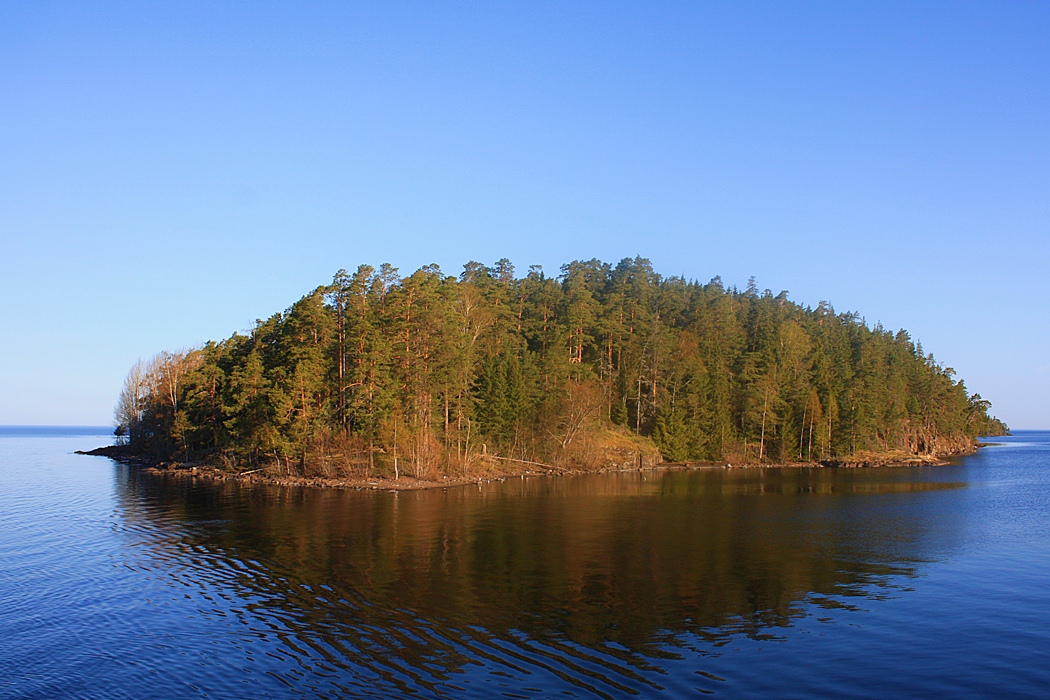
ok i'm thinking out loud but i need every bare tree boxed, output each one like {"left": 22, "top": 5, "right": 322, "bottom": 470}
{"left": 114, "top": 360, "right": 148, "bottom": 445}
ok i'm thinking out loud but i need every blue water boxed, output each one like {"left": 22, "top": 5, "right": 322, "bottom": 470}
{"left": 1, "top": 427, "right": 1048, "bottom": 698}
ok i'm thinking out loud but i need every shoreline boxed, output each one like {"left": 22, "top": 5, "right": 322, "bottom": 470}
{"left": 77, "top": 443, "right": 978, "bottom": 492}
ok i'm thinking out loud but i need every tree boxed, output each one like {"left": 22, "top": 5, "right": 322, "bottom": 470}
{"left": 115, "top": 359, "right": 149, "bottom": 446}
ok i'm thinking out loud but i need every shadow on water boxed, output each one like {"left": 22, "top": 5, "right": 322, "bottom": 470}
{"left": 111, "top": 465, "right": 966, "bottom": 697}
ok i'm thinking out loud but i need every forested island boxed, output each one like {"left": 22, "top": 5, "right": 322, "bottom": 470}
{"left": 106, "top": 258, "right": 1007, "bottom": 486}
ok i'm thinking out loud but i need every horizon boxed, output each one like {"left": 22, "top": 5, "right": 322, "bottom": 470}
{"left": 2, "top": 3, "right": 1048, "bottom": 429}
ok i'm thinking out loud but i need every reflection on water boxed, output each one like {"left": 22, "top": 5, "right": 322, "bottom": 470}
{"left": 110, "top": 466, "right": 965, "bottom": 697}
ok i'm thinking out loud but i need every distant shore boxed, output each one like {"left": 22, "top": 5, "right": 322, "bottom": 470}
{"left": 78, "top": 443, "right": 977, "bottom": 492}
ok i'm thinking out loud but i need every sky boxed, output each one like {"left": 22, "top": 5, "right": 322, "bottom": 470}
{"left": 1, "top": 1, "right": 1047, "bottom": 428}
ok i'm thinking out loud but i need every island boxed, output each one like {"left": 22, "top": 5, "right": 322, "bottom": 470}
{"left": 86, "top": 257, "right": 1007, "bottom": 489}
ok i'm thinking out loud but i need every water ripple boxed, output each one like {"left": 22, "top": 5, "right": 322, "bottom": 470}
{"left": 2, "top": 433, "right": 1050, "bottom": 697}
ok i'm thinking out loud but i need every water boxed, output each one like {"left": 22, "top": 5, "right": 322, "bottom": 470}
{"left": 1, "top": 427, "right": 1048, "bottom": 698}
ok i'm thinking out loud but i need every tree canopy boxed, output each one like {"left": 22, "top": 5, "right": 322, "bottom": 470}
{"left": 116, "top": 258, "right": 1007, "bottom": 477}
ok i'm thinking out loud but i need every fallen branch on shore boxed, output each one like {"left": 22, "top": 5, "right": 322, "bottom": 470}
{"left": 486, "top": 455, "right": 559, "bottom": 471}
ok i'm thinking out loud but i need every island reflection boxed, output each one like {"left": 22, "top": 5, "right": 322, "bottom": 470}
{"left": 112, "top": 466, "right": 964, "bottom": 696}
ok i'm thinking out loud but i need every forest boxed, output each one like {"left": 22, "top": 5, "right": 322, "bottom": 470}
{"left": 115, "top": 258, "right": 1007, "bottom": 479}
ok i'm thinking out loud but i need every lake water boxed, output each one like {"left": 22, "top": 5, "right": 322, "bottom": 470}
{"left": 1, "top": 427, "right": 1048, "bottom": 698}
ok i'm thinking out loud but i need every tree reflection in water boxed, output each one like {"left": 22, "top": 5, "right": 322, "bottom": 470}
{"left": 111, "top": 466, "right": 964, "bottom": 697}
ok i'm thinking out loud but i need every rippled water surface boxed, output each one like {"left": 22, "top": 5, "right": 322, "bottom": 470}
{"left": 2, "top": 428, "right": 1049, "bottom": 698}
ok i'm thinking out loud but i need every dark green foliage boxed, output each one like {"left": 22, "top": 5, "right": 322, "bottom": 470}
{"left": 116, "top": 258, "right": 1007, "bottom": 474}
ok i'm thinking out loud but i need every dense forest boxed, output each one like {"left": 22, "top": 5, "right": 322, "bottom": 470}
{"left": 115, "top": 258, "right": 1007, "bottom": 478}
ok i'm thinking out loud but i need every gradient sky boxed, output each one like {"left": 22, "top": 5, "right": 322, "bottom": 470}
{"left": 2, "top": 1, "right": 1048, "bottom": 428}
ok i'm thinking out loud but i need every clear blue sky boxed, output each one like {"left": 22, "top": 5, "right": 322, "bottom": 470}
{"left": 1, "top": 1, "right": 1047, "bottom": 428}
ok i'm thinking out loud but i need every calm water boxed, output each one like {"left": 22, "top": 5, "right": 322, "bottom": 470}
{"left": 1, "top": 428, "right": 1048, "bottom": 698}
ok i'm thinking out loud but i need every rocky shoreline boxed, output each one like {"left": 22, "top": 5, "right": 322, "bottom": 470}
{"left": 77, "top": 442, "right": 980, "bottom": 492}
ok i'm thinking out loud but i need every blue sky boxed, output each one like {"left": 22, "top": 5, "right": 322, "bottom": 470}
{"left": 1, "top": 1, "right": 1047, "bottom": 428}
